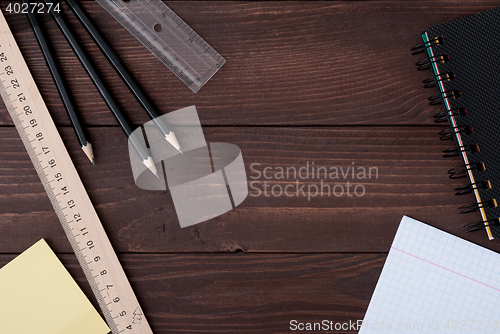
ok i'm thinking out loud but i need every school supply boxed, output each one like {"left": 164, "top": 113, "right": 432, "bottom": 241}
{"left": 65, "top": 0, "right": 181, "bottom": 153}
{"left": 96, "top": 0, "right": 225, "bottom": 93}
{"left": 0, "top": 239, "right": 109, "bottom": 334}
{"left": 128, "top": 105, "right": 248, "bottom": 227}
{"left": 412, "top": 7, "right": 500, "bottom": 239}
{"left": 0, "top": 9, "right": 152, "bottom": 333}
{"left": 23, "top": 0, "right": 94, "bottom": 164}
{"left": 46, "top": 0, "right": 158, "bottom": 176}
{"left": 359, "top": 216, "right": 500, "bottom": 333}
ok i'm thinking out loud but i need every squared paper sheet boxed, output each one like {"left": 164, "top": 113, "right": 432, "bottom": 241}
{"left": 359, "top": 216, "right": 500, "bottom": 333}
{"left": 0, "top": 239, "right": 109, "bottom": 334}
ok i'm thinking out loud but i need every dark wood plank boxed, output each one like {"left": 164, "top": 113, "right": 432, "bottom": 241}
{"left": 0, "top": 252, "right": 384, "bottom": 333}
{"left": 0, "top": 1, "right": 499, "bottom": 126}
{"left": 1, "top": 126, "right": 493, "bottom": 253}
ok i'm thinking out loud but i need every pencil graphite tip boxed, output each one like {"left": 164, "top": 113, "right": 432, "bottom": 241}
{"left": 164, "top": 132, "right": 182, "bottom": 154}
{"left": 81, "top": 142, "right": 95, "bottom": 165}
{"left": 142, "top": 156, "right": 159, "bottom": 178}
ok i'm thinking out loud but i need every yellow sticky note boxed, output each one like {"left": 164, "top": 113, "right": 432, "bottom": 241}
{"left": 0, "top": 239, "right": 110, "bottom": 334}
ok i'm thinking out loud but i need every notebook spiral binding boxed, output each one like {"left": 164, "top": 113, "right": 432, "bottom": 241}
{"left": 412, "top": 35, "right": 500, "bottom": 233}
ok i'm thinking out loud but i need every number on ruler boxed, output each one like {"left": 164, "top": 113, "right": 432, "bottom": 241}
{"left": 0, "top": 18, "right": 153, "bottom": 332}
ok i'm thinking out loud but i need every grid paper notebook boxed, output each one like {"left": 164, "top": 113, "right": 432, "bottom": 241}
{"left": 359, "top": 216, "right": 500, "bottom": 333}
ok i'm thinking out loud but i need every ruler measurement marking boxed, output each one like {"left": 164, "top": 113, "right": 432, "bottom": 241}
{"left": 0, "top": 10, "right": 152, "bottom": 332}
{"left": 97, "top": 0, "right": 225, "bottom": 93}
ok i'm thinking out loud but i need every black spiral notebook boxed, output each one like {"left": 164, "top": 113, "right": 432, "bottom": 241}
{"left": 412, "top": 7, "right": 500, "bottom": 240}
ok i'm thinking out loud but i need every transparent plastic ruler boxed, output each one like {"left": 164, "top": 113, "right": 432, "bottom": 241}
{"left": 0, "top": 9, "right": 152, "bottom": 334}
{"left": 97, "top": 0, "right": 225, "bottom": 93}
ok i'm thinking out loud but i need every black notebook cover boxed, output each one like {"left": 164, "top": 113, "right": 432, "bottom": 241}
{"left": 420, "top": 7, "right": 500, "bottom": 239}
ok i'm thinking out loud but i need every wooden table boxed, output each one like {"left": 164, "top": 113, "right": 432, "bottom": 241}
{"left": 1, "top": 1, "right": 500, "bottom": 333}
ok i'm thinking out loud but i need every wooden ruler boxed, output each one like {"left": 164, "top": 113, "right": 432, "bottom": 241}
{"left": 0, "top": 9, "right": 152, "bottom": 334}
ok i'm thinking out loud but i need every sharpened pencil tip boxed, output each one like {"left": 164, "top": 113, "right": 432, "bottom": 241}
{"left": 142, "top": 156, "right": 159, "bottom": 178}
{"left": 165, "top": 132, "right": 182, "bottom": 154}
{"left": 81, "top": 142, "right": 95, "bottom": 165}
{"left": 91, "top": 158, "right": 95, "bottom": 165}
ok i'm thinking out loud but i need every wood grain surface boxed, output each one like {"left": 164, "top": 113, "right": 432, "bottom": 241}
{"left": 0, "top": 1, "right": 498, "bottom": 126}
{"left": 0, "top": 126, "right": 493, "bottom": 253}
{"left": 1, "top": 1, "right": 499, "bottom": 333}
{"left": 0, "top": 252, "right": 384, "bottom": 333}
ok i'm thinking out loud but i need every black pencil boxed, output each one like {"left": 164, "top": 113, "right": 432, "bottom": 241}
{"left": 65, "top": 0, "right": 182, "bottom": 154}
{"left": 44, "top": 0, "right": 158, "bottom": 177}
{"left": 23, "top": 0, "right": 94, "bottom": 164}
